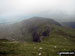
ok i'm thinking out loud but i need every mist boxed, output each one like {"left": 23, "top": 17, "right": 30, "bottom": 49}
{"left": 0, "top": 0, "right": 75, "bottom": 23}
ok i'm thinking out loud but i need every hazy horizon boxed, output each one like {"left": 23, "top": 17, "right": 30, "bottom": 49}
{"left": 0, "top": 0, "right": 75, "bottom": 23}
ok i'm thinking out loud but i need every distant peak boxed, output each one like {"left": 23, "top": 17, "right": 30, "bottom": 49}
{"left": 31, "top": 17, "right": 48, "bottom": 19}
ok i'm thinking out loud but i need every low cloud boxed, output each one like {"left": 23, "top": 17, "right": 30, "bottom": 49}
{"left": 0, "top": 0, "right": 75, "bottom": 23}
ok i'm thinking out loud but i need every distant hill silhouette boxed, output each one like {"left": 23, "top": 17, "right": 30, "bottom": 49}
{"left": 62, "top": 22, "right": 75, "bottom": 28}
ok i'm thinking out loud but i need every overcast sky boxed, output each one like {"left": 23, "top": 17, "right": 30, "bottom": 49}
{"left": 0, "top": 0, "right": 75, "bottom": 23}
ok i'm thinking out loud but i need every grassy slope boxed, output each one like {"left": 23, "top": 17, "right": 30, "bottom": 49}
{"left": 0, "top": 26, "right": 75, "bottom": 56}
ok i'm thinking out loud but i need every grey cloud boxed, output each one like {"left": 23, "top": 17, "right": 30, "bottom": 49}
{"left": 0, "top": 0, "right": 75, "bottom": 23}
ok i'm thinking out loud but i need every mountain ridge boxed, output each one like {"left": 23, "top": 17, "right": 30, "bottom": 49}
{"left": 0, "top": 17, "right": 61, "bottom": 42}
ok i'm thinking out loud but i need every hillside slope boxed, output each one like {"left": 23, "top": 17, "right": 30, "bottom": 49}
{"left": 0, "top": 17, "right": 75, "bottom": 56}
{"left": 0, "top": 25, "right": 75, "bottom": 56}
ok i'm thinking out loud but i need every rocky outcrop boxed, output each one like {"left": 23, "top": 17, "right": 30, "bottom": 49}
{"left": 32, "top": 25, "right": 51, "bottom": 42}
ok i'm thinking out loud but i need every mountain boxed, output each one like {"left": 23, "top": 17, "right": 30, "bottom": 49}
{"left": 0, "top": 17, "right": 75, "bottom": 56}
{"left": 0, "top": 17, "right": 61, "bottom": 42}
{"left": 62, "top": 22, "right": 75, "bottom": 28}
{"left": 0, "top": 17, "right": 75, "bottom": 43}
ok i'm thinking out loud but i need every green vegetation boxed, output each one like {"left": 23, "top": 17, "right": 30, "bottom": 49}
{"left": 0, "top": 26, "right": 75, "bottom": 56}
{"left": 0, "top": 42, "right": 75, "bottom": 56}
